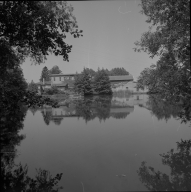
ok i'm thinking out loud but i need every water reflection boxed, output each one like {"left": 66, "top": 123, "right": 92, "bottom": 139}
{"left": 1, "top": 102, "right": 27, "bottom": 167}
{"left": 137, "top": 139, "right": 191, "bottom": 191}
{"left": 40, "top": 95, "right": 140, "bottom": 124}
{"left": 39, "top": 94, "right": 190, "bottom": 126}
{"left": 1, "top": 102, "right": 63, "bottom": 191}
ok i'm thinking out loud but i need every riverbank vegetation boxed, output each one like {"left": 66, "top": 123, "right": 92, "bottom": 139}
{"left": 134, "top": 0, "right": 190, "bottom": 122}
{"left": 135, "top": 0, "right": 190, "bottom": 98}
{"left": 74, "top": 68, "right": 112, "bottom": 95}
{"left": 1, "top": 1, "right": 83, "bottom": 190}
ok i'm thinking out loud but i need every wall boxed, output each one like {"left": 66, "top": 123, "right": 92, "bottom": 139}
{"left": 51, "top": 76, "right": 75, "bottom": 85}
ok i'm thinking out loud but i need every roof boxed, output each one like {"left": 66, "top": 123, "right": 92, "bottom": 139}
{"left": 49, "top": 73, "right": 77, "bottom": 77}
{"left": 109, "top": 75, "right": 133, "bottom": 81}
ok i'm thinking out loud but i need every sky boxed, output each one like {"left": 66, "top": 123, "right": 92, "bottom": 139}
{"left": 21, "top": 0, "right": 158, "bottom": 83}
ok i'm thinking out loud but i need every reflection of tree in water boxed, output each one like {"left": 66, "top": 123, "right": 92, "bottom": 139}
{"left": 41, "top": 109, "right": 52, "bottom": 125}
{"left": 177, "top": 95, "right": 191, "bottom": 125}
{"left": 52, "top": 118, "right": 63, "bottom": 125}
{"left": 75, "top": 95, "right": 112, "bottom": 123}
{"left": 137, "top": 139, "right": 191, "bottom": 191}
{"left": 110, "top": 112, "right": 129, "bottom": 119}
{"left": 75, "top": 96, "right": 96, "bottom": 123}
{"left": 1, "top": 102, "right": 28, "bottom": 166}
{"left": 147, "top": 94, "right": 191, "bottom": 125}
{"left": 147, "top": 94, "right": 181, "bottom": 121}
{"left": 93, "top": 95, "right": 112, "bottom": 122}
{"left": 29, "top": 107, "right": 38, "bottom": 116}
{"left": 1, "top": 102, "right": 63, "bottom": 191}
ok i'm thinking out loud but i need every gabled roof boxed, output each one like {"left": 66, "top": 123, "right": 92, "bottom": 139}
{"left": 109, "top": 75, "right": 133, "bottom": 81}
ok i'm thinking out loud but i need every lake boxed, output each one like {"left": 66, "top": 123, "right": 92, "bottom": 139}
{"left": 10, "top": 94, "right": 191, "bottom": 191}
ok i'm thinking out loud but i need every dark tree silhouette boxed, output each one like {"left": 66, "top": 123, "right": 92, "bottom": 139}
{"left": 137, "top": 139, "right": 191, "bottom": 191}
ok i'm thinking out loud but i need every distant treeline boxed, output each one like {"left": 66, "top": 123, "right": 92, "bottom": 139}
{"left": 81, "top": 67, "right": 129, "bottom": 77}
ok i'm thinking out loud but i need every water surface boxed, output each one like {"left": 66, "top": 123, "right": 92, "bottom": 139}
{"left": 14, "top": 94, "right": 191, "bottom": 191}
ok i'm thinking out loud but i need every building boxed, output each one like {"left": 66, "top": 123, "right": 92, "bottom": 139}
{"left": 109, "top": 74, "right": 134, "bottom": 84}
{"left": 37, "top": 73, "right": 147, "bottom": 93}
{"left": 36, "top": 73, "right": 77, "bottom": 92}
{"left": 36, "top": 80, "right": 51, "bottom": 94}
{"left": 49, "top": 73, "right": 77, "bottom": 91}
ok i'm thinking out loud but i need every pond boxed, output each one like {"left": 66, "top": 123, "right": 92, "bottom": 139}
{"left": 2, "top": 94, "right": 191, "bottom": 191}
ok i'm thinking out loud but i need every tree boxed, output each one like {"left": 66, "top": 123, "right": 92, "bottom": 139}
{"left": 83, "top": 68, "right": 96, "bottom": 78}
{"left": 0, "top": 1, "right": 83, "bottom": 64}
{"left": 1, "top": 1, "right": 82, "bottom": 109}
{"left": 40, "top": 66, "right": 50, "bottom": 82}
{"left": 49, "top": 65, "right": 62, "bottom": 74}
{"left": 109, "top": 67, "right": 129, "bottom": 76}
{"left": 74, "top": 68, "right": 93, "bottom": 95}
{"left": 28, "top": 80, "right": 38, "bottom": 93}
{"left": 94, "top": 69, "right": 112, "bottom": 95}
{"left": 45, "top": 86, "right": 60, "bottom": 95}
{"left": 134, "top": 0, "right": 190, "bottom": 99}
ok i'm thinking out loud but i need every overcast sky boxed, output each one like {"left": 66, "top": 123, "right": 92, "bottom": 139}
{"left": 21, "top": 0, "right": 158, "bottom": 83}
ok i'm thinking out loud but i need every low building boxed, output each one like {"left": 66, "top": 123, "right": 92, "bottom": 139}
{"left": 37, "top": 73, "right": 146, "bottom": 93}
{"left": 109, "top": 74, "right": 133, "bottom": 84}
{"left": 50, "top": 73, "right": 77, "bottom": 90}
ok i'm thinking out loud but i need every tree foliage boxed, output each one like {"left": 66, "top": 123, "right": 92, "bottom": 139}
{"left": 74, "top": 68, "right": 93, "bottom": 95}
{"left": 74, "top": 68, "right": 113, "bottom": 95}
{"left": 137, "top": 139, "right": 191, "bottom": 191}
{"left": 0, "top": 1, "right": 83, "bottom": 64}
{"left": 83, "top": 68, "right": 96, "bottom": 78}
{"left": 44, "top": 86, "right": 60, "bottom": 95}
{"left": 1, "top": 0, "right": 82, "bottom": 111}
{"left": 99, "top": 67, "right": 129, "bottom": 76}
{"left": 40, "top": 66, "right": 50, "bottom": 82}
{"left": 1, "top": 162, "right": 63, "bottom": 192}
{"left": 49, "top": 65, "right": 62, "bottom": 74}
{"left": 94, "top": 69, "right": 112, "bottom": 95}
{"left": 135, "top": 0, "right": 190, "bottom": 99}
{"left": 28, "top": 80, "right": 38, "bottom": 93}
{"left": 109, "top": 67, "right": 129, "bottom": 76}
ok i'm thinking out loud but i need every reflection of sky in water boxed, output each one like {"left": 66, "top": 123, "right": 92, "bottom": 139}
{"left": 15, "top": 94, "right": 190, "bottom": 192}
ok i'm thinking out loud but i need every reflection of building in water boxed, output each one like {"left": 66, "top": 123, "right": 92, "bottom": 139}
{"left": 112, "top": 81, "right": 148, "bottom": 93}
{"left": 41, "top": 95, "right": 149, "bottom": 124}
{"left": 110, "top": 107, "right": 134, "bottom": 119}
{"left": 41, "top": 104, "right": 79, "bottom": 125}
{"left": 112, "top": 94, "right": 149, "bottom": 108}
